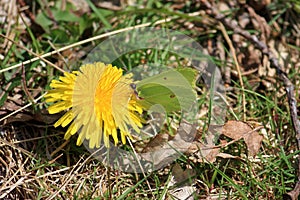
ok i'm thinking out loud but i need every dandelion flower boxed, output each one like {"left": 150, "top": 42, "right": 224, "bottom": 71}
{"left": 45, "top": 62, "right": 144, "bottom": 148}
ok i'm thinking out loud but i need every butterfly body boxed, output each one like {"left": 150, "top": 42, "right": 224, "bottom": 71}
{"left": 130, "top": 83, "right": 144, "bottom": 100}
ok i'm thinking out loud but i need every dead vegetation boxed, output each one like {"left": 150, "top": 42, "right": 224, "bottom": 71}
{"left": 0, "top": 0, "right": 299, "bottom": 199}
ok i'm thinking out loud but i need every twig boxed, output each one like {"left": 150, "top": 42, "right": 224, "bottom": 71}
{"left": 0, "top": 138, "right": 33, "bottom": 159}
{"left": 0, "top": 177, "right": 25, "bottom": 199}
{"left": 50, "top": 139, "right": 70, "bottom": 158}
{"left": 218, "top": 22, "right": 246, "bottom": 121}
{"left": 286, "top": 181, "right": 300, "bottom": 200}
{"left": 0, "top": 11, "right": 203, "bottom": 74}
{"left": 0, "top": 18, "right": 172, "bottom": 74}
{"left": 46, "top": 149, "right": 102, "bottom": 200}
{"left": 127, "top": 137, "right": 152, "bottom": 192}
{"left": 0, "top": 93, "right": 46, "bottom": 123}
{"left": 201, "top": 0, "right": 300, "bottom": 197}
{"left": 0, "top": 33, "right": 65, "bottom": 73}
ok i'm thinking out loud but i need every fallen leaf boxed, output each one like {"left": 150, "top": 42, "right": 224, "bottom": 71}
{"left": 186, "top": 124, "right": 223, "bottom": 163}
{"left": 222, "top": 120, "right": 251, "bottom": 140}
{"left": 168, "top": 185, "right": 195, "bottom": 200}
{"left": 2, "top": 100, "right": 22, "bottom": 112}
{"left": 285, "top": 181, "right": 300, "bottom": 200}
{"left": 202, "top": 147, "right": 220, "bottom": 163}
{"left": 141, "top": 133, "right": 170, "bottom": 153}
{"left": 222, "top": 120, "right": 263, "bottom": 156}
{"left": 33, "top": 109, "right": 62, "bottom": 124}
{"left": 216, "top": 152, "right": 241, "bottom": 160}
{"left": 5, "top": 113, "right": 33, "bottom": 124}
{"left": 172, "top": 163, "right": 196, "bottom": 185}
{"left": 140, "top": 120, "right": 197, "bottom": 170}
{"left": 243, "top": 131, "right": 264, "bottom": 156}
{"left": 168, "top": 163, "right": 196, "bottom": 200}
{"left": 187, "top": 141, "right": 221, "bottom": 163}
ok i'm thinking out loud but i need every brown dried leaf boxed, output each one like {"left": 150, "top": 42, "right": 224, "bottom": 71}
{"left": 172, "top": 163, "right": 196, "bottom": 184}
{"left": 186, "top": 124, "right": 223, "bottom": 163}
{"left": 5, "top": 113, "right": 33, "bottom": 124}
{"left": 222, "top": 120, "right": 263, "bottom": 156}
{"left": 243, "top": 130, "right": 264, "bottom": 156}
{"left": 168, "top": 163, "right": 196, "bottom": 200}
{"left": 33, "top": 110, "right": 62, "bottom": 124}
{"left": 141, "top": 133, "right": 170, "bottom": 153}
{"left": 222, "top": 120, "right": 250, "bottom": 140}
{"left": 217, "top": 152, "right": 241, "bottom": 160}
{"left": 140, "top": 121, "right": 197, "bottom": 169}
{"left": 187, "top": 141, "right": 221, "bottom": 163}
{"left": 286, "top": 181, "right": 300, "bottom": 200}
{"left": 2, "top": 100, "right": 22, "bottom": 112}
{"left": 203, "top": 147, "right": 221, "bottom": 163}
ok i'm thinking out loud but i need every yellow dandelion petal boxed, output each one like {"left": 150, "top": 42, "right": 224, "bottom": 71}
{"left": 48, "top": 101, "right": 72, "bottom": 114}
{"left": 45, "top": 62, "right": 145, "bottom": 148}
{"left": 54, "top": 110, "right": 73, "bottom": 127}
{"left": 64, "top": 122, "right": 77, "bottom": 139}
{"left": 121, "top": 131, "right": 127, "bottom": 144}
{"left": 76, "top": 131, "right": 85, "bottom": 146}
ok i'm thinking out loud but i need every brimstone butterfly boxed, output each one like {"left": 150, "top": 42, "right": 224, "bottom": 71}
{"left": 135, "top": 67, "right": 197, "bottom": 113}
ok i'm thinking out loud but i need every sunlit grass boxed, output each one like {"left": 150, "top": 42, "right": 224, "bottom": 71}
{"left": 0, "top": 0, "right": 298, "bottom": 199}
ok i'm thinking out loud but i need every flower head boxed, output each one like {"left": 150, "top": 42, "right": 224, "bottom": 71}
{"left": 45, "top": 62, "right": 144, "bottom": 148}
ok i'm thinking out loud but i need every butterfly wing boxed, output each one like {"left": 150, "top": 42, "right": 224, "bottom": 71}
{"left": 136, "top": 68, "right": 197, "bottom": 113}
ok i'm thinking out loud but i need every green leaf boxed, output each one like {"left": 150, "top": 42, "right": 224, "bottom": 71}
{"left": 79, "top": 14, "right": 91, "bottom": 35}
{"left": 136, "top": 68, "right": 197, "bottom": 113}
{"left": 52, "top": 10, "right": 80, "bottom": 22}
{"left": 35, "top": 12, "right": 53, "bottom": 32}
{"left": 0, "top": 92, "right": 7, "bottom": 107}
{"left": 49, "top": 28, "right": 71, "bottom": 43}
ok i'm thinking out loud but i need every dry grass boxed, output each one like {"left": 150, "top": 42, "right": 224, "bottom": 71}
{"left": 0, "top": 0, "right": 299, "bottom": 199}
